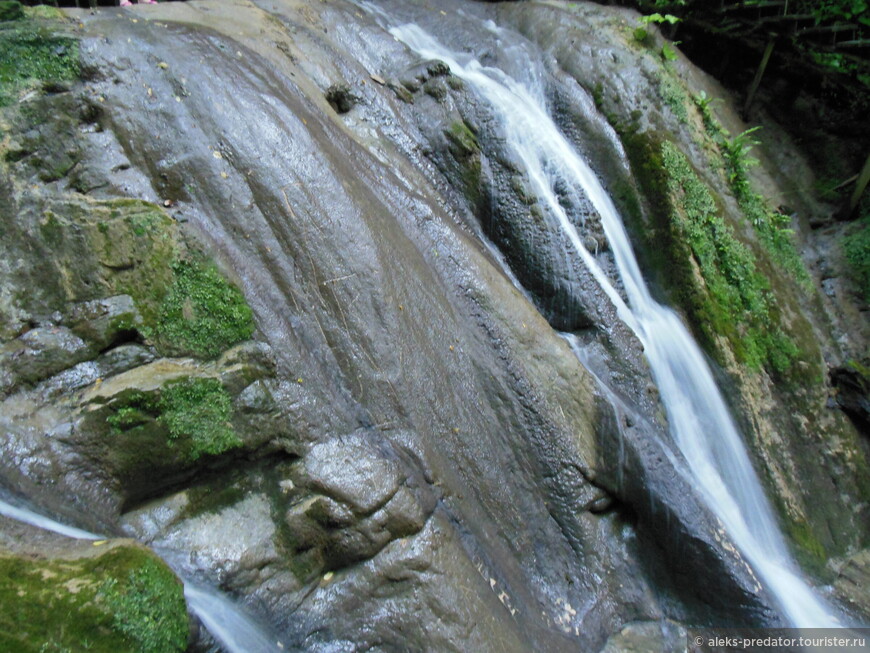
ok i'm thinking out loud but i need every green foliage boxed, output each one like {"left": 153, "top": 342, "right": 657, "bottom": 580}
{"left": 634, "top": 12, "right": 680, "bottom": 42}
{"left": 811, "top": 0, "right": 870, "bottom": 24}
{"left": 641, "top": 12, "right": 681, "bottom": 25}
{"left": 843, "top": 217, "right": 870, "bottom": 300}
{"left": 657, "top": 72, "right": 689, "bottom": 123}
{"left": 106, "top": 390, "right": 159, "bottom": 434}
{"left": 661, "top": 141, "right": 799, "bottom": 371}
{"left": 155, "top": 258, "right": 255, "bottom": 358}
{"left": 0, "top": 21, "right": 79, "bottom": 106}
{"left": 159, "top": 377, "right": 241, "bottom": 460}
{"left": 99, "top": 556, "right": 188, "bottom": 653}
{"left": 0, "top": 1, "right": 24, "bottom": 22}
{"left": 693, "top": 96, "right": 812, "bottom": 288}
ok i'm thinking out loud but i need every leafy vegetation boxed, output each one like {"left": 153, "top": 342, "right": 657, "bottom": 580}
{"left": 633, "top": 12, "right": 680, "bottom": 43}
{"left": 159, "top": 377, "right": 241, "bottom": 460}
{"left": 155, "top": 258, "right": 255, "bottom": 358}
{"left": 0, "top": 16, "right": 79, "bottom": 106}
{"left": 99, "top": 555, "right": 188, "bottom": 653}
{"left": 843, "top": 217, "right": 870, "bottom": 300}
{"left": 660, "top": 141, "right": 799, "bottom": 371}
{"left": 692, "top": 95, "right": 812, "bottom": 288}
{"left": 0, "top": 1, "right": 24, "bottom": 21}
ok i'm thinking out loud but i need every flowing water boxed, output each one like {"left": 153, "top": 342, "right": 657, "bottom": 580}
{"left": 0, "top": 497, "right": 283, "bottom": 652}
{"left": 388, "top": 21, "right": 839, "bottom": 628}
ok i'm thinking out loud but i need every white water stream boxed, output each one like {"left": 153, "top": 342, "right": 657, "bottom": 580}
{"left": 390, "top": 23, "right": 839, "bottom": 628}
{"left": 0, "top": 497, "right": 283, "bottom": 652}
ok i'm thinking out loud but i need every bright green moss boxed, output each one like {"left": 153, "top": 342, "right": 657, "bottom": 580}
{"left": 785, "top": 518, "right": 828, "bottom": 577}
{"left": 657, "top": 72, "right": 688, "bottom": 124}
{"left": 0, "top": 21, "right": 79, "bottom": 106}
{"left": 158, "top": 376, "right": 241, "bottom": 460}
{"left": 155, "top": 259, "right": 255, "bottom": 359}
{"left": 100, "top": 556, "right": 189, "bottom": 653}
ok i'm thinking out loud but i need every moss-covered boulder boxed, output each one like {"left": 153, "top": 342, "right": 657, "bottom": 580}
{"left": 0, "top": 13, "right": 78, "bottom": 106}
{"left": 0, "top": 539, "right": 188, "bottom": 653}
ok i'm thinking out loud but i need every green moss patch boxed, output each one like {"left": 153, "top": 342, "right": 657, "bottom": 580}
{"left": 661, "top": 141, "right": 799, "bottom": 372}
{"left": 657, "top": 71, "right": 689, "bottom": 124}
{"left": 107, "top": 377, "right": 242, "bottom": 462}
{"left": 100, "top": 554, "right": 189, "bottom": 653}
{"left": 154, "top": 259, "right": 255, "bottom": 359}
{"left": 0, "top": 20, "right": 79, "bottom": 106}
{"left": 159, "top": 376, "right": 241, "bottom": 460}
{"left": 29, "top": 197, "right": 254, "bottom": 360}
{"left": 444, "top": 120, "right": 484, "bottom": 209}
{"left": 0, "top": 545, "right": 187, "bottom": 653}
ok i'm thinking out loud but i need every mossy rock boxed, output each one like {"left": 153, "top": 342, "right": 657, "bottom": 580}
{"left": 153, "top": 258, "right": 255, "bottom": 359}
{"left": 0, "top": 18, "right": 79, "bottom": 106}
{"left": 10, "top": 195, "right": 254, "bottom": 359}
{"left": 444, "top": 121, "right": 484, "bottom": 209}
{"left": 99, "top": 374, "right": 242, "bottom": 469}
{"left": 0, "top": 543, "right": 188, "bottom": 653}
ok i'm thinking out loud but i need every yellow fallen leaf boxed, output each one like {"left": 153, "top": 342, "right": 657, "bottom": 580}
{"left": 92, "top": 540, "right": 107, "bottom": 546}
{"left": 213, "top": 150, "right": 223, "bottom": 159}
{"left": 220, "top": 171, "right": 228, "bottom": 179}
{"left": 157, "top": 61, "right": 168, "bottom": 69}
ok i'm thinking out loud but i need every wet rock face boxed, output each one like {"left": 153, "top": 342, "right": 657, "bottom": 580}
{"left": 0, "top": 6, "right": 669, "bottom": 651}
{"left": 831, "top": 361, "right": 870, "bottom": 434}
{"left": 405, "top": 57, "right": 617, "bottom": 333}
{"left": 284, "top": 431, "right": 435, "bottom": 572}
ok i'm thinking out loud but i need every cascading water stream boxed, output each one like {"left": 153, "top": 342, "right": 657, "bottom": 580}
{"left": 0, "top": 497, "right": 283, "bottom": 652}
{"left": 388, "top": 22, "right": 839, "bottom": 628}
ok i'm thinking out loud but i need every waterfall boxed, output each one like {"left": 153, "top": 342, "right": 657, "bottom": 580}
{"left": 0, "top": 497, "right": 284, "bottom": 652}
{"left": 388, "top": 22, "right": 839, "bottom": 628}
